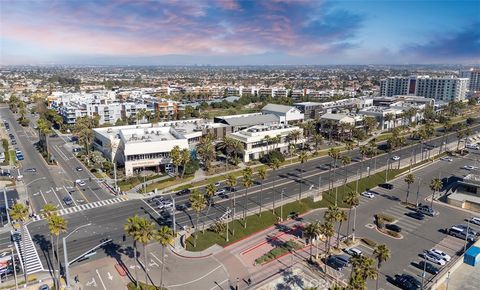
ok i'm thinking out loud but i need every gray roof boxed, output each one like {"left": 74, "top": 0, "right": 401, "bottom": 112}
{"left": 262, "top": 104, "right": 295, "bottom": 114}
{"left": 320, "top": 113, "right": 353, "bottom": 121}
{"left": 222, "top": 114, "right": 279, "bottom": 127}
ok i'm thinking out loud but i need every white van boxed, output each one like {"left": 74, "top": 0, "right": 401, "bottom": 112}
{"left": 466, "top": 144, "right": 480, "bottom": 150}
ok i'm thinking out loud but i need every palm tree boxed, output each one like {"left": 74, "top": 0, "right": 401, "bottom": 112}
{"left": 373, "top": 244, "right": 391, "bottom": 290}
{"left": 269, "top": 158, "right": 281, "bottom": 214}
{"left": 341, "top": 155, "right": 351, "bottom": 185}
{"left": 257, "top": 167, "right": 267, "bottom": 216}
{"left": 429, "top": 177, "right": 443, "bottom": 208}
{"left": 217, "top": 136, "right": 234, "bottom": 170}
{"left": 48, "top": 214, "right": 67, "bottom": 290}
{"left": 242, "top": 167, "right": 253, "bottom": 228}
{"left": 73, "top": 116, "right": 95, "bottom": 155}
{"left": 298, "top": 151, "right": 309, "bottom": 200}
{"left": 312, "top": 133, "right": 324, "bottom": 152}
{"left": 404, "top": 174, "right": 415, "bottom": 204}
{"left": 335, "top": 210, "right": 347, "bottom": 248}
{"left": 190, "top": 189, "right": 206, "bottom": 247}
{"left": 263, "top": 135, "right": 272, "bottom": 153}
{"left": 384, "top": 113, "right": 395, "bottom": 131}
{"left": 304, "top": 221, "right": 321, "bottom": 261}
{"left": 350, "top": 255, "right": 378, "bottom": 290}
{"left": 9, "top": 203, "right": 29, "bottom": 281}
{"left": 319, "top": 221, "right": 335, "bottom": 255}
{"left": 37, "top": 117, "right": 53, "bottom": 159}
{"left": 156, "top": 226, "right": 175, "bottom": 289}
{"left": 205, "top": 183, "right": 216, "bottom": 216}
{"left": 170, "top": 145, "right": 182, "bottom": 177}
{"left": 129, "top": 216, "right": 155, "bottom": 288}
{"left": 344, "top": 191, "right": 359, "bottom": 239}
{"left": 226, "top": 174, "right": 237, "bottom": 219}
{"left": 124, "top": 215, "right": 142, "bottom": 289}
{"left": 197, "top": 134, "right": 216, "bottom": 172}
{"left": 328, "top": 147, "right": 341, "bottom": 190}
{"left": 42, "top": 203, "right": 58, "bottom": 287}
{"left": 180, "top": 148, "right": 190, "bottom": 178}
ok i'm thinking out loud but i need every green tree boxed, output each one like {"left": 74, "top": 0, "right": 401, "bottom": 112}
{"left": 343, "top": 191, "right": 359, "bottom": 239}
{"left": 304, "top": 221, "right": 322, "bottom": 261}
{"left": 170, "top": 146, "right": 182, "bottom": 177}
{"left": 312, "top": 133, "right": 324, "bottom": 152}
{"left": 9, "top": 203, "right": 29, "bottom": 282}
{"left": 197, "top": 134, "right": 216, "bottom": 171}
{"left": 190, "top": 189, "right": 206, "bottom": 247}
{"left": 373, "top": 244, "right": 391, "bottom": 290}
{"left": 156, "top": 226, "right": 175, "bottom": 289}
{"left": 341, "top": 155, "right": 351, "bottom": 185}
{"left": 320, "top": 221, "right": 335, "bottom": 255}
{"left": 429, "top": 177, "right": 443, "bottom": 208}
{"left": 242, "top": 167, "right": 253, "bottom": 228}
{"left": 298, "top": 151, "right": 309, "bottom": 200}
{"left": 73, "top": 116, "right": 96, "bottom": 155}
{"left": 48, "top": 214, "right": 67, "bottom": 290}
{"left": 124, "top": 215, "right": 142, "bottom": 288}
{"left": 180, "top": 148, "right": 190, "bottom": 178}
{"left": 269, "top": 158, "right": 281, "bottom": 214}
{"left": 404, "top": 173, "right": 415, "bottom": 204}
{"left": 205, "top": 183, "right": 216, "bottom": 216}
{"left": 133, "top": 217, "right": 156, "bottom": 288}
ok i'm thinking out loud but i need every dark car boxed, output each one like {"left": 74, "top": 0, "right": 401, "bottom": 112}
{"left": 63, "top": 196, "right": 73, "bottom": 206}
{"left": 334, "top": 255, "right": 350, "bottom": 265}
{"left": 386, "top": 224, "right": 402, "bottom": 232}
{"left": 393, "top": 274, "right": 420, "bottom": 290}
{"left": 24, "top": 168, "right": 37, "bottom": 173}
{"left": 38, "top": 284, "right": 50, "bottom": 290}
{"left": 326, "top": 256, "right": 347, "bottom": 271}
{"left": 417, "top": 261, "right": 440, "bottom": 275}
{"left": 379, "top": 183, "right": 394, "bottom": 190}
{"left": 406, "top": 211, "right": 425, "bottom": 220}
{"left": 177, "top": 188, "right": 191, "bottom": 196}
{"left": 11, "top": 232, "right": 21, "bottom": 242}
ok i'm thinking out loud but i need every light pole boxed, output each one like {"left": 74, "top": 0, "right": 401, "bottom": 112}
{"left": 63, "top": 223, "right": 92, "bottom": 288}
{"left": 464, "top": 218, "right": 470, "bottom": 253}
{"left": 421, "top": 253, "right": 427, "bottom": 289}
{"left": 352, "top": 205, "right": 357, "bottom": 242}
{"left": 280, "top": 189, "right": 284, "bottom": 222}
{"left": 416, "top": 178, "right": 422, "bottom": 208}
{"left": 226, "top": 207, "right": 230, "bottom": 242}
{"left": 172, "top": 197, "right": 176, "bottom": 235}
{"left": 3, "top": 188, "right": 10, "bottom": 224}
{"left": 8, "top": 246, "right": 17, "bottom": 290}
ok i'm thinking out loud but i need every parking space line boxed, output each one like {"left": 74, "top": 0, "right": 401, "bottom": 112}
{"left": 51, "top": 187, "right": 65, "bottom": 210}
{"left": 141, "top": 199, "right": 161, "bottom": 217}
{"left": 150, "top": 252, "right": 163, "bottom": 264}
{"left": 38, "top": 190, "right": 48, "bottom": 205}
{"left": 96, "top": 269, "right": 107, "bottom": 290}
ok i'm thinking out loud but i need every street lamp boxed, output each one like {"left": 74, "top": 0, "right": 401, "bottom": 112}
{"left": 63, "top": 223, "right": 92, "bottom": 288}
{"left": 8, "top": 245, "right": 18, "bottom": 290}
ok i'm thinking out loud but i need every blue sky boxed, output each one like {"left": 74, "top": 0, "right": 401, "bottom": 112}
{"left": 0, "top": 0, "right": 479, "bottom": 65}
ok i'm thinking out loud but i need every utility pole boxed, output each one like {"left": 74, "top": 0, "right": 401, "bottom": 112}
{"left": 385, "top": 157, "right": 389, "bottom": 182}
{"left": 3, "top": 188, "right": 10, "bottom": 224}
{"left": 113, "top": 162, "right": 118, "bottom": 193}
{"left": 280, "top": 189, "right": 284, "bottom": 222}
{"left": 355, "top": 169, "right": 359, "bottom": 194}
{"left": 421, "top": 253, "right": 427, "bottom": 289}
{"left": 172, "top": 197, "right": 176, "bottom": 234}
{"left": 352, "top": 206, "right": 357, "bottom": 242}
{"left": 9, "top": 246, "right": 17, "bottom": 290}
{"left": 416, "top": 178, "right": 422, "bottom": 207}
{"left": 464, "top": 218, "right": 470, "bottom": 253}
{"left": 226, "top": 207, "right": 230, "bottom": 242}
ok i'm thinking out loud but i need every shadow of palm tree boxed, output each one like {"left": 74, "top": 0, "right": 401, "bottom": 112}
{"left": 100, "top": 242, "right": 135, "bottom": 283}
{"left": 32, "top": 234, "right": 54, "bottom": 277}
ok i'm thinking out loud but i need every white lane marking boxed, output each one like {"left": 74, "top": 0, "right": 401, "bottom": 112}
{"left": 150, "top": 252, "right": 163, "bottom": 264}
{"left": 96, "top": 269, "right": 107, "bottom": 290}
{"left": 38, "top": 190, "right": 48, "bottom": 205}
{"left": 167, "top": 265, "right": 223, "bottom": 288}
{"left": 51, "top": 187, "right": 65, "bottom": 210}
{"left": 141, "top": 199, "right": 161, "bottom": 217}
{"left": 209, "top": 279, "right": 229, "bottom": 290}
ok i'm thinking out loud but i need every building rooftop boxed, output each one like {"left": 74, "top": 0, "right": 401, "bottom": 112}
{"left": 462, "top": 174, "right": 480, "bottom": 187}
{"left": 262, "top": 103, "right": 294, "bottom": 113}
{"left": 216, "top": 113, "right": 279, "bottom": 127}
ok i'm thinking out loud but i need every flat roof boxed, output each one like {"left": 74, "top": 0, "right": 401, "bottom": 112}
{"left": 216, "top": 114, "right": 279, "bottom": 127}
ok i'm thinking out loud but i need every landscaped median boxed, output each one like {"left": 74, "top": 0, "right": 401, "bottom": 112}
{"left": 185, "top": 152, "right": 447, "bottom": 252}
{"left": 254, "top": 240, "right": 303, "bottom": 265}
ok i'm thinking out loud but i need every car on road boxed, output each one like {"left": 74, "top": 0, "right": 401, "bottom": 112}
{"left": 466, "top": 144, "right": 480, "bottom": 150}
{"left": 214, "top": 182, "right": 221, "bottom": 187}
{"left": 470, "top": 217, "right": 480, "bottom": 226}
{"left": 422, "top": 251, "right": 446, "bottom": 266}
{"left": 360, "top": 191, "right": 375, "bottom": 198}
{"left": 24, "top": 168, "right": 37, "bottom": 173}
{"left": 440, "top": 156, "right": 453, "bottom": 162}
{"left": 393, "top": 274, "right": 420, "bottom": 290}
{"left": 386, "top": 224, "right": 402, "bottom": 232}
{"left": 392, "top": 155, "right": 401, "bottom": 161}
{"left": 417, "top": 204, "right": 438, "bottom": 216}
{"left": 38, "top": 284, "right": 50, "bottom": 290}
{"left": 63, "top": 196, "right": 73, "bottom": 206}
{"left": 76, "top": 167, "right": 83, "bottom": 171}
{"left": 406, "top": 211, "right": 425, "bottom": 220}
{"left": 429, "top": 249, "right": 451, "bottom": 262}
{"left": 75, "top": 179, "right": 86, "bottom": 187}
{"left": 216, "top": 189, "right": 226, "bottom": 195}
{"left": 344, "top": 248, "right": 362, "bottom": 256}
{"left": 417, "top": 261, "right": 440, "bottom": 275}
{"left": 177, "top": 189, "right": 191, "bottom": 196}
{"left": 462, "top": 165, "right": 478, "bottom": 171}
{"left": 379, "top": 183, "right": 394, "bottom": 190}
{"left": 10, "top": 232, "right": 21, "bottom": 242}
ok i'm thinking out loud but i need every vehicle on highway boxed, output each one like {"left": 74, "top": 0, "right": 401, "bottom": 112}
{"left": 63, "top": 196, "right": 73, "bottom": 206}
{"left": 440, "top": 156, "right": 453, "bottom": 162}
{"left": 386, "top": 224, "right": 402, "bottom": 232}
{"left": 422, "top": 251, "right": 446, "bottom": 266}
{"left": 24, "top": 168, "right": 37, "bottom": 173}
{"left": 417, "top": 204, "right": 438, "bottom": 216}
{"left": 417, "top": 261, "right": 440, "bottom": 275}
{"left": 177, "top": 188, "right": 191, "bottom": 196}
{"left": 429, "top": 249, "right": 451, "bottom": 262}
{"left": 462, "top": 165, "right": 478, "bottom": 171}
{"left": 75, "top": 179, "right": 86, "bottom": 187}
{"left": 216, "top": 188, "right": 226, "bottom": 195}
{"left": 360, "top": 191, "right": 375, "bottom": 198}
{"left": 392, "top": 155, "right": 401, "bottom": 161}
{"left": 76, "top": 166, "right": 83, "bottom": 171}
{"left": 406, "top": 211, "right": 425, "bottom": 220}
{"left": 344, "top": 248, "right": 362, "bottom": 256}
{"left": 379, "top": 183, "right": 394, "bottom": 190}
{"left": 448, "top": 226, "right": 476, "bottom": 242}
{"left": 326, "top": 256, "right": 347, "bottom": 271}
{"left": 393, "top": 274, "right": 420, "bottom": 290}
{"left": 470, "top": 217, "right": 480, "bottom": 226}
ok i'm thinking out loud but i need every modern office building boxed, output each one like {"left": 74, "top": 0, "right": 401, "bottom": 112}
{"left": 461, "top": 68, "right": 480, "bottom": 93}
{"left": 261, "top": 104, "right": 304, "bottom": 124}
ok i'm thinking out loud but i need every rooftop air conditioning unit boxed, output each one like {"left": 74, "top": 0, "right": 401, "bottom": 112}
{"left": 161, "top": 138, "right": 167, "bottom": 141}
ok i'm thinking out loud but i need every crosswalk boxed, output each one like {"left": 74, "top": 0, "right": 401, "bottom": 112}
{"left": 12, "top": 226, "right": 44, "bottom": 274}
{"left": 381, "top": 204, "right": 431, "bottom": 234}
{"left": 31, "top": 196, "right": 128, "bottom": 221}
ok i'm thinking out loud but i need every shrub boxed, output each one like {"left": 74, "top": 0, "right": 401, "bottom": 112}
{"left": 254, "top": 240, "right": 301, "bottom": 265}
{"left": 260, "top": 150, "right": 285, "bottom": 164}
{"left": 375, "top": 213, "right": 396, "bottom": 223}
{"left": 184, "top": 159, "right": 200, "bottom": 175}
{"left": 362, "top": 238, "right": 377, "bottom": 248}
{"left": 387, "top": 230, "right": 401, "bottom": 238}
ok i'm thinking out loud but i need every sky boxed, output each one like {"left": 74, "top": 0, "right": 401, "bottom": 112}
{"left": 0, "top": 0, "right": 479, "bottom": 65}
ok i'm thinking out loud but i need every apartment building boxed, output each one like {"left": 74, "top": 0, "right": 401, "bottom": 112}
{"left": 461, "top": 68, "right": 480, "bottom": 93}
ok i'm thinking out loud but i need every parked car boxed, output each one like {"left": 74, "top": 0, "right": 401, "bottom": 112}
{"left": 462, "top": 165, "right": 478, "bottom": 171}
{"left": 334, "top": 255, "right": 350, "bottom": 265}
{"left": 24, "top": 168, "right": 37, "bottom": 173}
{"left": 216, "top": 189, "right": 226, "bottom": 195}
{"left": 214, "top": 182, "right": 221, "bottom": 187}
{"left": 440, "top": 156, "right": 453, "bottom": 162}
{"left": 406, "top": 211, "right": 425, "bottom": 220}
{"left": 417, "top": 261, "right": 440, "bottom": 275}
{"left": 162, "top": 201, "right": 174, "bottom": 209}
{"left": 466, "top": 144, "right": 480, "bottom": 150}
{"left": 326, "top": 256, "right": 347, "bottom": 271}
{"left": 379, "top": 183, "right": 394, "bottom": 190}
{"left": 361, "top": 191, "right": 375, "bottom": 198}
{"left": 470, "top": 217, "right": 480, "bottom": 226}
{"left": 76, "top": 166, "right": 83, "bottom": 171}
{"left": 344, "top": 248, "right": 362, "bottom": 256}
{"left": 417, "top": 204, "right": 438, "bottom": 216}
{"left": 454, "top": 224, "right": 478, "bottom": 236}
{"left": 429, "top": 249, "right": 451, "bottom": 262}
{"left": 63, "top": 196, "right": 73, "bottom": 206}
{"left": 448, "top": 226, "right": 476, "bottom": 242}
{"left": 177, "top": 189, "right": 191, "bottom": 196}
{"left": 386, "top": 224, "right": 402, "bottom": 232}
{"left": 422, "top": 251, "right": 446, "bottom": 266}
{"left": 393, "top": 274, "right": 420, "bottom": 290}
{"left": 392, "top": 155, "right": 401, "bottom": 161}
{"left": 38, "top": 284, "right": 50, "bottom": 290}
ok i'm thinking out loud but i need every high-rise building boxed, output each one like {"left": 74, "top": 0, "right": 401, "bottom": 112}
{"left": 380, "top": 76, "right": 468, "bottom": 102}
{"left": 460, "top": 68, "right": 480, "bottom": 93}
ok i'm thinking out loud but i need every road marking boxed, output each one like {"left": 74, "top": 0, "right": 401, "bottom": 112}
{"left": 167, "top": 265, "right": 223, "bottom": 288}
{"left": 150, "top": 252, "right": 163, "bottom": 264}
{"left": 96, "top": 269, "right": 107, "bottom": 290}
{"left": 209, "top": 279, "right": 229, "bottom": 290}
{"left": 141, "top": 199, "right": 161, "bottom": 217}
{"left": 107, "top": 272, "right": 113, "bottom": 280}
{"left": 38, "top": 190, "right": 48, "bottom": 205}
{"left": 51, "top": 187, "right": 65, "bottom": 209}
{"left": 86, "top": 277, "right": 97, "bottom": 287}
{"left": 76, "top": 185, "right": 91, "bottom": 203}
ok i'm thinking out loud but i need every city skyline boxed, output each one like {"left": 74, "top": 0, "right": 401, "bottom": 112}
{"left": 1, "top": 0, "right": 479, "bottom": 65}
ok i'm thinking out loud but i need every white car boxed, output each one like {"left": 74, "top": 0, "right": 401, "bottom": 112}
{"left": 463, "top": 165, "right": 478, "bottom": 170}
{"left": 214, "top": 182, "right": 221, "bottom": 187}
{"left": 392, "top": 156, "right": 400, "bottom": 161}
{"left": 361, "top": 191, "right": 375, "bottom": 198}
{"left": 344, "top": 247, "right": 362, "bottom": 256}
{"left": 470, "top": 217, "right": 480, "bottom": 226}
{"left": 422, "top": 252, "right": 446, "bottom": 266}
{"left": 429, "top": 249, "right": 451, "bottom": 262}
{"left": 162, "top": 201, "right": 173, "bottom": 208}
{"left": 216, "top": 189, "right": 226, "bottom": 195}
{"left": 440, "top": 157, "right": 453, "bottom": 162}
{"left": 75, "top": 180, "right": 86, "bottom": 187}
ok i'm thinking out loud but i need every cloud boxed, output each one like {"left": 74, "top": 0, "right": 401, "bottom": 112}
{"left": 403, "top": 22, "right": 480, "bottom": 62}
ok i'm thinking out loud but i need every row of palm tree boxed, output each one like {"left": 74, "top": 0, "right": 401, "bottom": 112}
{"left": 170, "top": 145, "right": 190, "bottom": 178}
{"left": 124, "top": 215, "right": 175, "bottom": 289}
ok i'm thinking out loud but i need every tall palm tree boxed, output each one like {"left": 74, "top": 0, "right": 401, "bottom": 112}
{"left": 42, "top": 203, "right": 58, "bottom": 286}
{"left": 9, "top": 203, "right": 29, "bottom": 282}
{"left": 257, "top": 167, "right": 267, "bottom": 216}
{"left": 156, "top": 226, "right": 175, "bottom": 289}
{"left": 341, "top": 155, "right": 351, "bottom": 185}
{"left": 48, "top": 214, "right": 67, "bottom": 290}
{"left": 429, "top": 177, "right": 443, "bottom": 208}
{"left": 335, "top": 210, "right": 347, "bottom": 248}
{"left": 124, "top": 215, "right": 142, "bottom": 289}
{"left": 205, "top": 183, "right": 216, "bottom": 216}
{"left": 304, "top": 221, "right": 322, "bottom": 261}
{"left": 328, "top": 147, "right": 341, "bottom": 190}
{"left": 298, "top": 151, "right": 309, "bottom": 200}
{"left": 373, "top": 245, "right": 391, "bottom": 290}
{"left": 226, "top": 174, "right": 237, "bottom": 219}
{"left": 319, "top": 221, "right": 335, "bottom": 255}
{"left": 312, "top": 133, "right": 324, "bottom": 152}
{"left": 350, "top": 255, "right": 378, "bottom": 290}
{"left": 269, "top": 158, "right": 281, "bottom": 214}
{"left": 132, "top": 217, "right": 156, "bottom": 287}
{"left": 344, "top": 191, "right": 359, "bottom": 239}
{"left": 190, "top": 189, "right": 206, "bottom": 247}
{"left": 217, "top": 136, "right": 234, "bottom": 170}
{"left": 384, "top": 113, "right": 395, "bottom": 131}
{"left": 180, "top": 148, "right": 190, "bottom": 178}
{"left": 242, "top": 167, "right": 253, "bottom": 228}
{"left": 404, "top": 174, "right": 415, "bottom": 204}
{"left": 170, "top": 145, "right": 182, "bottom": 177}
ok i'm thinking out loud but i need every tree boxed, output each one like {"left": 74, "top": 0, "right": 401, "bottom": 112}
{"left": 312, "top": 133, "right": 324, "bottom": 152}
{"left": 344, "top": 191, "right": 359, "bottom": 239}
{"left": 226, "top": 174, "right": 238, "bottom": 220}
{"left": 404, "top": 174, "right": 415, "bottom": 204}
{"left": 48, "top": 214, "right": 67, "bottom": 290}
{"left": 156, "top": 226, "right": 175, "bottom": 289}
{"left": 190, "top": 189, "right": 206, "bottom": 247}
{"left": 257, "top": 167, "right": 267, "bottom": 216}
{"left": 124, "top": 215, "right": 142, "bottom": 289}
{"left": 205, "top": 183, "right": 216, "bottom": 216}
{"left": 429, "top": 177, "right": 443, "bottom": 208}
{"left": 298, "top": 151, "right": 309, "bottom": 200}
{"left": 363, "top": 116, "right": 378, "bottom": 134}
{"left": 341, "top": 155, "right": 351, "bottom": 185}
{"left": 197, "top": 134, "right": 216, "bottom": 171}
{"left": 384, "top": 113, "right": 395, "bottom": 131}
{"left": 319, "top": 221, "right": 335, "bottom": 255}
{"left": 242, "top": 167, "right": 253, "bottom": 228}
{"left": 37, "top": 117, "right": 53, "bottom": 160}
{"left": 180, "top": 149, "right": 190, "bottom": 178}
{"left": 9, "top": 203, "right": 29, "bottom": 282}
{"left": 349, "top": 255, "right": 377, "bottom": 290}
{"left": 269, "top": 158, "right": 281, "bottom": 214}
{"left": 73, "top": 116, "right": 96, "bottom": 155}
{"left": 335, "top": 210, "right": 347, "bottom": 248}
{"left": 170, "top": 146, "right": 182, "bottom": 177}
{"left": 304, "top": 222, "right": 322, "bottom": 261}
{"left": 373, "top": 245, "right": 391, "bottom": 290}
{"left": 42, "top": 203, "right": 59, "bottom": 288}
{"left": 328, "top": 147, "right": 341, "bottom": 190}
